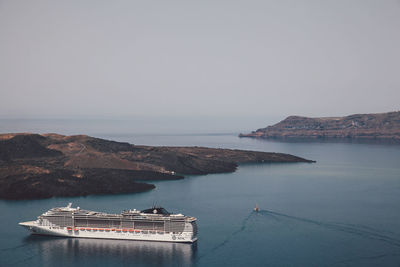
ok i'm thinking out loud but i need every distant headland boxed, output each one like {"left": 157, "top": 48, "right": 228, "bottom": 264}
{"left": 239, "top": 111, "right": 400, "bottom": 143}
{"left": 0, "top": 133, "right": 314, "bottom": 200}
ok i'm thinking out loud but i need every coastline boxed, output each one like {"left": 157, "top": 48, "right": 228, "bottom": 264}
{"left": 0, "top": 133, "right": 314, "bottom": 200}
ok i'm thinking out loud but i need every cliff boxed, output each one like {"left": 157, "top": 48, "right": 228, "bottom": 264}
{"left": 0, "top": 133, "right": 314, "bottom": 199}
{"left": 239, "top": 111, "right": 400, "bottom": 143}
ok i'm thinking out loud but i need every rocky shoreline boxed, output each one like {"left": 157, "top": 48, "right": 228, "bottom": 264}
{"left": 0, "top": 133, "right": 314, "bottom": 200}
{"left": 240, "top": 111, "right": 400, "bottom": 143}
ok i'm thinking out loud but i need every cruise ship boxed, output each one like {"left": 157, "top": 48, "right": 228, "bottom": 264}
{"left": 19, "top": 203, "right": 198, "bottom": 243}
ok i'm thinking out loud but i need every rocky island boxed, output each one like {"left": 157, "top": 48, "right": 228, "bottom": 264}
{"left": 240, "top": 111, "right": 400, "bottom": 143}
{"left": 0, "top": 133, "right": 314, "bottom": 200}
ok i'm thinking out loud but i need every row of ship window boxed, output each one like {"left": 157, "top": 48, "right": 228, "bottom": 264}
{"left": 62, "top": 227, "right": 181, "bottom": 235}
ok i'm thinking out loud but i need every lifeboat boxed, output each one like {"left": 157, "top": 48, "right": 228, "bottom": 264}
{"left": 74, "top": 228, "right": 78, "bottom": 231}
{"left": 135, "top": 230, "right": 140, "bottom": 233}
{"left": 111, "top": 228, "right": 116, "bottom": 231}
{"left": 80, "top": 228, "right": 85, "bottom": 230}
{"left": 67, "top": 227, "right": 72, "bottom": 231}
{"left": 116, "top": 229, "right": 121, "bottom": 232}
{"left": 86, "top": 228, "right": 92, "bottom": 231}
{"left": 129, "top": 229, "right": 134, "bottom": 232}
{"left": 105, "top": 229, "right": 110, "bottom": 231}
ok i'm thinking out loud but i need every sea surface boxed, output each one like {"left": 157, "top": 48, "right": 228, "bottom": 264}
{"left": 1, "top": 131, "right": 400, "bottom": 266}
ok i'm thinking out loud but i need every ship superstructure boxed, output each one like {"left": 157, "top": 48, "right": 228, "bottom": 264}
{"left": 19, "top": 203, "right": 197, "bottom": 243}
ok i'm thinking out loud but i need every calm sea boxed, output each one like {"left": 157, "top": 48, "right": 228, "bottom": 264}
{"left": 1, "top": 127, "right": 400, "bottom": 266}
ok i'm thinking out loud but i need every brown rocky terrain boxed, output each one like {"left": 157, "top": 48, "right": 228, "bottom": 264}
{"left": 0, "top": 133, "right": 314, "bottom": 200}
{"left": 240, "top": 111, "right": 400, "bottom": 143}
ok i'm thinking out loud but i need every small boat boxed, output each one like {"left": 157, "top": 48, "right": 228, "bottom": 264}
{"left": 254, "top": 204, "right": 259, "bottom": 212}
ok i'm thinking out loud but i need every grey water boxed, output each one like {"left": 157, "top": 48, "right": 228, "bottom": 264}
{"left": 1, "top": 128, "right": 400, "bottom": 266}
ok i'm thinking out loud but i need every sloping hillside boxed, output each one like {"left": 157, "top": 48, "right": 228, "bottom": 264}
{"left": 0, "top": 133, "right": 313, "bottom": 199}
{"left": 240, "top": 111, "right": 400, "bottom": 143}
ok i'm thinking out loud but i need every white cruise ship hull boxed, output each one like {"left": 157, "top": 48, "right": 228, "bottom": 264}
{"left": 19, "top": 221, "right": 197, "bottom": 243}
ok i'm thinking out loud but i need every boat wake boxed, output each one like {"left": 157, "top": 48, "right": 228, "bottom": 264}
{"left": 197, "top": 208, "right": 400, "bottom": 263}
{"left": 210, "top": 212, "right": 254, "bottom": 252}
{"left": 257, "top": 209, "right": 400, "bottom": 248}
{"left": 196, "top": 212, "right": 254, "bottom": 262}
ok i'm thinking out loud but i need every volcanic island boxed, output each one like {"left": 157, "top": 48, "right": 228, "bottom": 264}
{"left": 0, "top": 133, "right": 314, "bottom": 199}
{"left": 240, "top": 111, "right": 400, "bottom": 143}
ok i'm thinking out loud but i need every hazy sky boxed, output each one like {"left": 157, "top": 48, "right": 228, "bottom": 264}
{"left": 1, "top": 0, "right": 399, "bottom": 122}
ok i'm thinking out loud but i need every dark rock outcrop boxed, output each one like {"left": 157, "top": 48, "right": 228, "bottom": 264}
{"left": 0, "top": 134, "right": 62, "bottom": 161}
{"left": 240, "top": 111, "right": 400, "bottom": 143}
{"left": 0, "top": 169, "right": 179, "bottom": 200}
{"left": 0, "top": 133, "right": 313, "bottom": 199}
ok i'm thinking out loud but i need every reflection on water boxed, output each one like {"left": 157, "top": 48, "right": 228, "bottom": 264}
{"left": 22, "top": 235, "right": 197, "bottom": 266}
